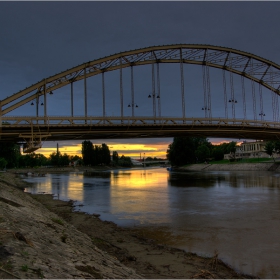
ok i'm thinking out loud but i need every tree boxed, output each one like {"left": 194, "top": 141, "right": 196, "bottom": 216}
{"left": 211, "top": 146, "right": 224, "bottom": 161}
{"left": 273, "top": 140, "right": 280, "bottom": 154}
{"left": 118, "top": 155, "right": 132, "bottom": 167}
{"left": 81, "top": 141, "right": 111, "bottom": 166}
{"left": 0, "top": 142, "right": 21, "bottom": 168}
{"left": 82, "top": 140, "right": 93, "bottom": 165}
{"left": 49, "top": 152, "right": 61, "bottom": 166}
{"left": 19, "top": 153, "right": 48, "bottom": 167}
{"left": 264, "top": 141, "right": 275, "bottom": 162}
{"left": 225, "top": 141, "right": 237, "bottom": 160}
{"left": 0, "top": 158, "right": 7, "bottom": 169}
{"left": 146, "top": 156, "right": 154, "bottom": 161}
{"left": 195, "top": 144, "right": 210, "bottom": 163}
{"left": 60, "top": 153, "right": 70, "bottom": 166}
{"left": 112, "top": 151, "right": 119, "bottom": 164}
{"left": 101, "top": 143, "right": 111, "bottom": 165}
{"left": 167, "top": 137, "right": 212, "bottom": 166}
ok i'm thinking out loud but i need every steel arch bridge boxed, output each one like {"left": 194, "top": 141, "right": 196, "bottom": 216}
{"left": 1, "top": 44, "right": 280, "bottom": 152}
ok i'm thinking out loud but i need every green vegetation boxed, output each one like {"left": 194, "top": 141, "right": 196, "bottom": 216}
{"left": 51, "top": 218, "right": 64, "bottom": 225}
{"left": 112, "top": 151, "right": 119, "bottom": 164}
{"left": 0, "top": 142, "right": 21, "bottom": 168}
{"left": 0, "top": 157, "right": 7, "bottom": 169}
{"left": 34, "top": 268, "right": 44, "bottom": 279}
{"left": 167, "top": 137, "right": 210, "bottom": 165}
{"left": 21, "top": 264, "right": 29, "bottom": 272}
{"left": 0, "top": 141, "right": 83, "bottom": 168}
{"left": 82, "top": 141, "right": 111, "bottom": 166}
{"left": 209, "top": 157, "right": 271, "bottom": 164}
{"left": 0, "top": 139, "right": 135, "bottom": 169}
{"left": 118, "top": 155, "right": 132, "bottom": 167}
{"left": 167, "top": 137, "right": 238, "bottom": 166}
{"left": 91, "top": 237, "right": 107, "bottom": 244}
{"left": 0, "top": 260, "right": 13, "bottom": 271}
{"left": 168, "top": 136, "right": 278, "bottom": 167}
{"left": 263, "top": 140, "right": 280, "bottom": 162}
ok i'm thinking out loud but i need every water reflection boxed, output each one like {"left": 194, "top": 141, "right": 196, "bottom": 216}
{"left": 23, "top": 173, "right": 84, "bottom": 201}
{"left": 168, "top": 172, "right": 224, "bottom": 188}
{"left": 23, "top": 168, "right": 280, "bottom": 278}
{"left": 107, "top": 169, "right": 171, "bottom": 225}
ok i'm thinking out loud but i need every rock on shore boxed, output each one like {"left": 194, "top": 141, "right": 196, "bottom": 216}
{"left": 0, "top": 173, "right": 141, "bottom": 279}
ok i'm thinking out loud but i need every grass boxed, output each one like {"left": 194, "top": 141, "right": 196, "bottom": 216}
{"left": 21, "top": 251, "right": 29, "bottom": 258}
{"left": 91, "top": 237, "right": 107, "bottom": 245}
{"left": 51, "top": 218, "right": 64, "bottom": 226}
{"left": 209, "top": 157, "right": 273, "bottom": 164}
{"left": 34, "top": 268, "right": 44, "bottom": 279}
{"left": 21, "top": 265, "right": 29, "bottom": 272}
{"left": 0, "top": 260, "right": 13, "bottom": 271}
{"left": 182, "top": 158, "right": 273, "bottom": 165}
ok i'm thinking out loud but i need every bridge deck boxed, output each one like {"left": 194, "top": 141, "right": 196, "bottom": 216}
{"left": 1, "top": 117, "right": 280, "bottom": 142}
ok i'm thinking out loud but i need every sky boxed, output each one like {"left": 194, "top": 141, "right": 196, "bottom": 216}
{"left": 1, "top": 1, "right": 280, "bottom": 158}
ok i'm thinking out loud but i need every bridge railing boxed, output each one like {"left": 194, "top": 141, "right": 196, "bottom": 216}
{"left": 2, "top": 116, "right": 280, "bottom": 129}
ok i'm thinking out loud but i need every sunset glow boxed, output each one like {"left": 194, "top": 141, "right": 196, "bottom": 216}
{"left": 37, "top": 142, "right": 170, "bottom": 159}
{"left": 36, "top": 138, "right": 244, "bottom": 159}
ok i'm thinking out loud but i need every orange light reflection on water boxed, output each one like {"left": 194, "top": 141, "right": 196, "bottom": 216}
{"left": 108, "top": 169, "right": 171, "bottom": 225}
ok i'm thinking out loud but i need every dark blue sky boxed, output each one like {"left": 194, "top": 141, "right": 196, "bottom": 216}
{"left": 1, "top": 1, "right": 280, "bottom": 155}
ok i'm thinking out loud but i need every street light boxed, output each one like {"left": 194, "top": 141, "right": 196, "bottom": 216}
{"left": 148, "top": 94, "right": 160, "bottom": 99}
{"left": 148, "top": 93, "right": 160, "bottom": 119}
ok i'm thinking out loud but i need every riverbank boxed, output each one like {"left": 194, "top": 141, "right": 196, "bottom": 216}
{"left": 177, "top": 162, "right": 278, "bottom": 172}
{"left": 6, "top": 161, "right": 279, "bottom": 176}
{"left": 0, "top": 172, "right": 256, "bottom": 279}
{"left": 0, "top": 172, "right": 140, "bottom": 279}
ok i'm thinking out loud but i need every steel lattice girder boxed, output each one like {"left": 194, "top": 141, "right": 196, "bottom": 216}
{"left": 1, "top": 44, "right": 280, "bottom": 115}
{"left": 1, "top": 116, "right": 280, "bottom": 142}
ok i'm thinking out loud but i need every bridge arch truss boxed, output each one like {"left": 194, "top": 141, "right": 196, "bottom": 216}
{"left": 1, "top": 44, "right": 280, "bottom": 147}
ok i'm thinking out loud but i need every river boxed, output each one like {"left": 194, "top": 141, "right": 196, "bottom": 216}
{"left": 23, "top": 167, "right": 280, "bottom": 278}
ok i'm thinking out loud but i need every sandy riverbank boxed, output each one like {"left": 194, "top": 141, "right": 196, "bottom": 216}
{"left": 0, "top": 171, "right": 256, "bottom": 279}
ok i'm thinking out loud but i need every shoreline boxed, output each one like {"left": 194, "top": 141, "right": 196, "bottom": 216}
{"left": 174, "top": 162, "right": 278, "bottom": 172}
{"left": 0, "top": 170, "right": 257, "bottom": 278}
{"left": 30, "top": 193, "right": 254, "bottom": 279}
{"left": 6, "top": 161, "right": 279, "bottom": 175}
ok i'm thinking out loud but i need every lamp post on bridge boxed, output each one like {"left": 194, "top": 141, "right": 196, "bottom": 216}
{"left": 228, "top": 99, "right": 238, "bottom": 119}
{"left": 148, "top": 93, "right": 160, "bottom": 120}
{"left": 259, "top": 112, "right": 266, "bottom": 121}
{"left": 127, "top": 103, "right": 138, "bottom": 117}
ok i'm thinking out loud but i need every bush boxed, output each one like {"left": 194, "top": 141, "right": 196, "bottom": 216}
{"left": 0, "top": 157, "right": 7, "bottom": 169}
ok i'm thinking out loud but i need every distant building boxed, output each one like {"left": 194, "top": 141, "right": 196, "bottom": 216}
{"left": 224, "top": 140, "right": 268, "bottom": 160}
{"left": 131, "top": 159, "right": 143, "bottom": 166}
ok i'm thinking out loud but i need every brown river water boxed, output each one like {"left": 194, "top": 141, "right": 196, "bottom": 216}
{"left": 24, "top": 167, "right": 280, "bottom": 278}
